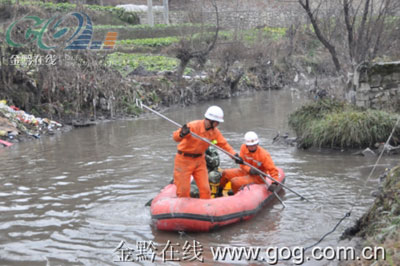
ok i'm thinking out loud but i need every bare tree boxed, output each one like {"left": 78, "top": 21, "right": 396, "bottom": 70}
{"left": 298, "top": 0, "right": 342, "bottom": 72}
{"left": 172, "top": 0, "right": 219, "bottom": 79}
{"left": 298, "top": 0, "right": 400, "bottom": 73}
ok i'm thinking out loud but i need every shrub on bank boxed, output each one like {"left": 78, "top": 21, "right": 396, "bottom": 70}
{"left": 289, "top": 99, "right": 400, "bottom": 149}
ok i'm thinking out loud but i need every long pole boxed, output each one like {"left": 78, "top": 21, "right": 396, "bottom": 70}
{"left": 274, "top": 191, "right": 286, "bottom": 208}
{"left": 136, "top": 100, "right": 310, "bottom": 202}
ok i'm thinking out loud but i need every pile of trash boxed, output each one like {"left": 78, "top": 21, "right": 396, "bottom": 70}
{"left": 0, "top": 100, "right": 62, "bottom": 144}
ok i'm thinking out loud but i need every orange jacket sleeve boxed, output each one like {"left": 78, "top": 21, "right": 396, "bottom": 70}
{"left": 239, "top": 145, "right": 279, "bottom": 181}
{"left": 239, "top": 145, "right": 251, "bottom": 173}
{"left": 173, "top": 127, "right": 184, "bottom": 142}
{"left": 172, "top": 120, "right": 197, "bottom": 143}
{"left": 172, "top": 120, "right": 235, "bottom": 155}
{"left": 260, "top": 149, "right": 279, "bottom": 181}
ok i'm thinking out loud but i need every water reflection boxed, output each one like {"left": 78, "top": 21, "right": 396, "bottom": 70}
{"left": 1, "top": 90, "right": 399, "bottom": 265}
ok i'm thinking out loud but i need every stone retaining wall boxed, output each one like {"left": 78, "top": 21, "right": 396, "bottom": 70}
{"left": 352, "top": 61, "right": 400, "bottom": 111}
{"left": 137, "top": 10, "right": 303, "bottom": 28}
{"left": 136, "top": 0, "right": 304, "bottom": 29}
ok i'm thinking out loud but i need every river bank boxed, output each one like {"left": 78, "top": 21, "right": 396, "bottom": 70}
{"left": 341, "top": 166, "right": 400, "bottom": 265}
{"left": 1, "top": 3, "right": 400, "bottom": 263}
{"left": 2, "top": 89, "right": 400, "bottom": 265}
{"left": 0, "top": 1, "right": 332, "bottom": 130}
{"left": 0, "top": 100, "right": 69, "bottom": 146}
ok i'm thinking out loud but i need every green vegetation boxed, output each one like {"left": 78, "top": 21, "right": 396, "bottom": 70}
{"left": 94, "top": 23, "right": 214, "bottom": 30}
{"left": 193, "top": 27, "right": 287, "bottom": 44}
{"left": 16, "top": 1, "right": 113, "bottom": 12}
{"left": 120, "top": 95, "right": 143, "bottom": 115}
{"left": 117, "top": 37, "right": 179, "bottom": 48}
{"left": 244, "top": 27, "right": 287, "bottom": 42}
{"left": 8, "top": 1, "right": 139, "bottom": 25}
{"left": 106, "top": 52, "right": 192, "bottom": 76}
{"left": 289, "top": 99, "right": 400, "bottom": 149}
{"left": 115, "top": 28, "right": 278, "bottom": 49}
{"left": 94, "top": 23, "right": 216, "bottom": 40}
{"left": 98, "top": 25, "right": 286, "bottom": 48}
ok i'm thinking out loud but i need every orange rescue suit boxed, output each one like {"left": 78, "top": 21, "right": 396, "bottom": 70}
{"left": 220, "top": 144, "right": 279, "bottom": 193}
{"left": 173, "top": 119, "right": 236, "bottom": 199}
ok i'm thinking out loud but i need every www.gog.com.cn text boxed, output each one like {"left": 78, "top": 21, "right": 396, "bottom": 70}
{"left": 113, "top": 240, "right": 385, "bottom": 264}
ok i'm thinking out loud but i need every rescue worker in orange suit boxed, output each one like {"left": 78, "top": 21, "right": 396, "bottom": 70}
{"left": 173, "top": 106, "right": 243, "bottom": 199}
{"left": 219, "top": 131, "right": 279, "bottom": 194}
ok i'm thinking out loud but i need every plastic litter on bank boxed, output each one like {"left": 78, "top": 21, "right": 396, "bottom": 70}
{"left": 0, "top": 100, "right": 62, "bottom": 143}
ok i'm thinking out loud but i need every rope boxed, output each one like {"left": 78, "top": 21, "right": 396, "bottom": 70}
{"left": 348, "top": 115, "right": 400, "bottom": 213}
{"left": 302, "top": 115, "right": 400, "bottom": 252}
{"left": 304, "top": 212, "right": 351, "bottom": 252}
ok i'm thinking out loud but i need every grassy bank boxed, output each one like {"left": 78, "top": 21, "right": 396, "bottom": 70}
{"left": 342, "top": 166, "right": 400, "bottom": 265}
{"left": 289, "top": 99, "right": 400, "bottom": 149}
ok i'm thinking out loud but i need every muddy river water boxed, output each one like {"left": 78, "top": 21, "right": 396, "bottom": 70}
{"left": 1, "top": 90, "right": 399, "bottom": 265}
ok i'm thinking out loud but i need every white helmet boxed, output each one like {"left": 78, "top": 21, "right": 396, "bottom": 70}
{"left": 204, "top": 106, "right": 224, "bottom": 123}
{"left": 244, "top": 131, "right": 259, "bottom": 145}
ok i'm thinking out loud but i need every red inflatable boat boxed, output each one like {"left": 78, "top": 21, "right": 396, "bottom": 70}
{"left": 150, "top": 168, "right": 285, "bottom": 232}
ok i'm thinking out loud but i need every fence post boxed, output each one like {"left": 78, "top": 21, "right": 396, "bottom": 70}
{"left": 147, "top": 0, "right": 154, "bottom": 27}
{"left": 163, "top": 0, "right": 169, "bottom": 24}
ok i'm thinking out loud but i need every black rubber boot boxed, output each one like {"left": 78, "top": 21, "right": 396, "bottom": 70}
{"left": 216, "top": 187, "right": 223, "bottom": 197}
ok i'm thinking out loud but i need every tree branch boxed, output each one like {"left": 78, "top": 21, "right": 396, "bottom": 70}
{"left": 298, "top": 0, "right": 341, "bottom": 72}
{"left": 355, "top": 0, "right": 370, "bottom": 62}
{"left": 175, "top": 0, "right": 219, "bottom": 78}
{"left": 192, "top": 0, "right": 219, "bottom": 59}
{"left": 343, "top": 0, "right": 355, "bottom": 62}
{"left": 371, "top": 0, "right": 391, "bottom": 59}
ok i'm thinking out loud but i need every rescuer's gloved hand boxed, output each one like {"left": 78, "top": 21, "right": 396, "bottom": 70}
{"left": 234, "top": 153, "right": 244, "bottom": 164}
{"left": 179, "top": 124, "right": 190, "bottom": 138}
{"left": 249, "top": 168, "right": 259, "bottom": 175}
{"left": 268, "top": 182, "right": 279, "bottom": 192}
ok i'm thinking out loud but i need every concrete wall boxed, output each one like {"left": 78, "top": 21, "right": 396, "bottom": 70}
{"left": 352, "top": 61, "right": 400, "bottom": 111}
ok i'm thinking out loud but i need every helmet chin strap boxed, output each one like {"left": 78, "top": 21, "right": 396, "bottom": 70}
{"left": 205, "top": 119, "right": 214, "bottom": 130}
{"left": 247, "top": 145, "right": 258, "bottom": 153}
